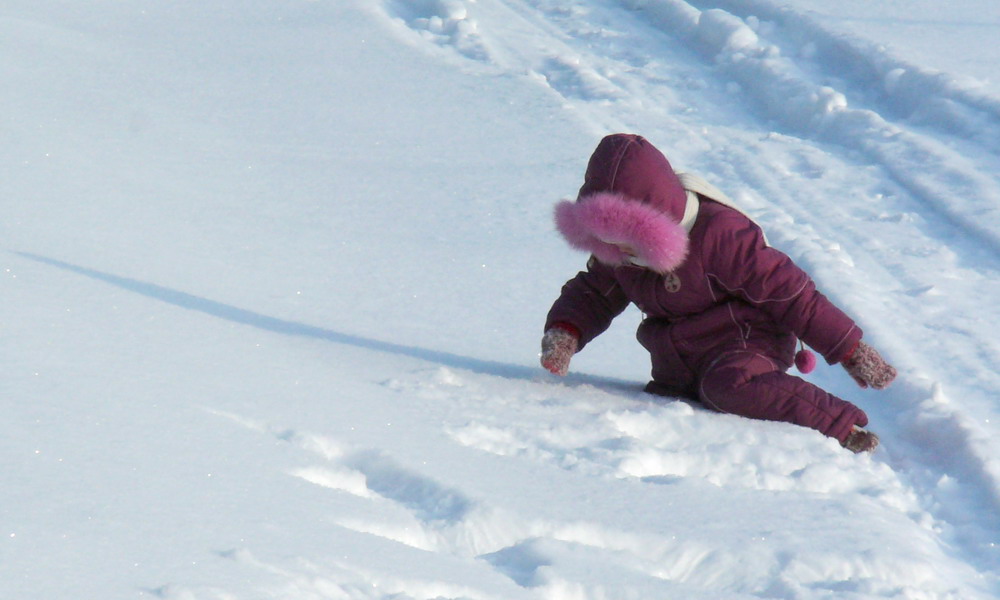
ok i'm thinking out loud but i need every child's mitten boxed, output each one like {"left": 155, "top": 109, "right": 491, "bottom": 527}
{"left": 842, "top": 341, "right": 897, "bottom": 389}
{"left": 842, "top": 426, "right": 880, "bottom": 453}
{"left": 540, "top": 326, "right": 579, "bottom": 376}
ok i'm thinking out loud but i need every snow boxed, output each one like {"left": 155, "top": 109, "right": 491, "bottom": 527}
{"left": 4, "top": 0, "right": 1000, "bottom": 598}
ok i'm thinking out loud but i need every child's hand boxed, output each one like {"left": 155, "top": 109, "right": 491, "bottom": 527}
{"left": 541, "top": 327, "right": 579, "bottom": 376}
{"left": 841, "top": 341, "right": 897, "bottom": 389}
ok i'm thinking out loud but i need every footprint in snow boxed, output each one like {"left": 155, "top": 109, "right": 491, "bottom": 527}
{"left": 382, "top": 0, "right": 490, "bottom": 62}
{"left": 283, "top": 428, "right": 474, "bottom": 525}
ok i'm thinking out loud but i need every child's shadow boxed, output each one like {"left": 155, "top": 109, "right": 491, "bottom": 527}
{"left": 15, "top": 251, "right": 641, "bottom": 394}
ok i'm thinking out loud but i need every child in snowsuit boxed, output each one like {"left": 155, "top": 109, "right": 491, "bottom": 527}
{"left": 540, "top": 134, "right": 896, "bottom": 453}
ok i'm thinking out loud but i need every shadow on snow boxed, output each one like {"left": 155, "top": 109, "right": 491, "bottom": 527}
{"left": 15, "top": 251, "right": 640, "bottom": 394}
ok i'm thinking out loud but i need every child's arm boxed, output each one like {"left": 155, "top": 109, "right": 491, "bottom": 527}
{"left": 704, "top": 211, "right": 874, "bottom": 368}
{"left": 705, "top": 211, "right": 896, "bottom": 387}
{"left": 540, "top": 258, "right": 630, "bottom": 374}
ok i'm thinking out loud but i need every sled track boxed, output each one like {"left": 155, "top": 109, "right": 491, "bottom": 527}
{"left": 631, "top": 0, "right": 1000, "bottom": 258}
{"left": 379, "top": 0, "right": 1000, "bottom": 254}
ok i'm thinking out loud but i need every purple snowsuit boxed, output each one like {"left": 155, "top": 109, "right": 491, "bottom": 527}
{"left": 546, "top": 134, "right": 867, "bottom": 443}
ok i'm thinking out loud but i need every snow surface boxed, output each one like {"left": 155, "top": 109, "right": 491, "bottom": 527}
{"left": 4, "top": 0, "right": 1000, "bottom": 598}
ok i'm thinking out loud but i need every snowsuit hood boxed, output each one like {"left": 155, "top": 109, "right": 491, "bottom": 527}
{"left": 555, "top": 134, "right": 690, "bottom": 274}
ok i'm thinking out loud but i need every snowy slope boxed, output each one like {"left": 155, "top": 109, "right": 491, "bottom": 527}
{"left": 3, "top": 0, "right": 1000, "bottom": 598}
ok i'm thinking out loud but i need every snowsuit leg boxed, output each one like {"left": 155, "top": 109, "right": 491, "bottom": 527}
{"left": 697, "top": 350, "right": 867, "bottom": 443}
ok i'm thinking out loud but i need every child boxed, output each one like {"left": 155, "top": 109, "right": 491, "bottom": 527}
{"left": 540, "top": 134, "right": 896, "bottom": 453}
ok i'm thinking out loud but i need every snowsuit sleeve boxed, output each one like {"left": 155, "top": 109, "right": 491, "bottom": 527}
{"left": 703, "top": 211, "right": 862, "bottom": 364}
{"left": 544, "top": 257, "right": 630, "bottom": 350}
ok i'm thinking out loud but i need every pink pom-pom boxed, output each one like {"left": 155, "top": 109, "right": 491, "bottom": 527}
{"left": 795, "top": 348, "right": 817, "bottom": 374}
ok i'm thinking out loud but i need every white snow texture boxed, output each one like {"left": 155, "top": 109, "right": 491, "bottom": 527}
{"left": 3, "top": 0, "right": 1000, "bottom": 598}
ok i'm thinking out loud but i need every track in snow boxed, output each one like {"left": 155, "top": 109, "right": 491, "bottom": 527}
{"left": 206, "top": 366, "right": 989, "bottom": 599}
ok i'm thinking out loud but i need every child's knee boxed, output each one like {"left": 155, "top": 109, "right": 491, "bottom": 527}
{"left": 698, "top": 351, "right": 781, "bottom": 413}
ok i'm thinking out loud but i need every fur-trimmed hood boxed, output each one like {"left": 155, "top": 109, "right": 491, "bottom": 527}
{"left": 554, "top": 134, "right": 690, "bottom": 274}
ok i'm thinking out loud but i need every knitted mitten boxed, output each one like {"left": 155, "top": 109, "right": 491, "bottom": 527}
{"left": 843, "top": 426, "right": 880, "bottom": 453}
{"left": 540, "top": 327, "right": 579, "bottom": 376}
{"left": 842, "top": 341, "right": 897, "bottom": 389}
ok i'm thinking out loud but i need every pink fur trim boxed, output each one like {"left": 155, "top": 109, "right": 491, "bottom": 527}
{"left": 554, "top": 192, "right": 689, "bottom": 273}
